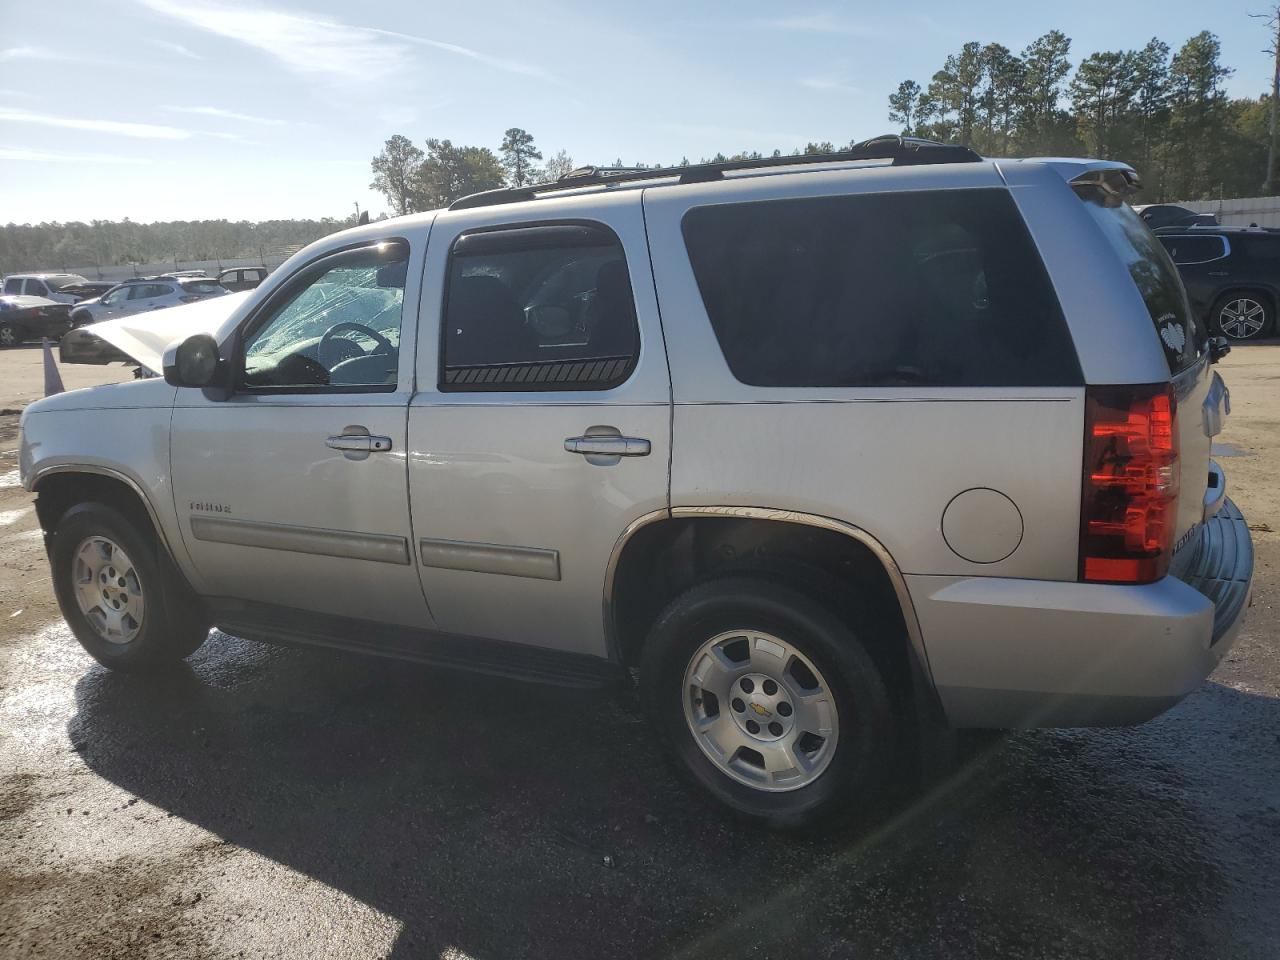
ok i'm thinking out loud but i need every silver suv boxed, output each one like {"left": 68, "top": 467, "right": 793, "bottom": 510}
{"left": 18, "top": 138, "right": 1254, "bottom": 827}
{"left": 69, "top": 276, "right": 228, "bottom": 326}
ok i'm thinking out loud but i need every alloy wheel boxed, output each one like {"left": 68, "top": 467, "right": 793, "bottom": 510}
{"left": 683, "top": 629, "right": 839, "bottom": 792}
{"left": 72, "top": 536, "right": 145, "bottom": 644}
{"left": 1219, "top": 298, "right": 1268, "bottom": 339}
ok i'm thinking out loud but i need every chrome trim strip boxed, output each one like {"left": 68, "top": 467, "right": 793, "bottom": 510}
{"left": 601, "top": 505, "right": 931, "bottom": 685}
{"left": 31, "top": 464, "right": 178, "bottom": 560}
{"left": 418, "top": 538, "right": 561, "bottom": 580}
{"left": 191, "top": 516, "right": 410, "bottom": 565}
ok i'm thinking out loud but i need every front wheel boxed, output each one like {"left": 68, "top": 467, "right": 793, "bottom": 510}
{"left": 0, "top": 322, "right": 18, "bottom": 348}
{"left": 640, "top": 577, "right": 894, "bottom": 829}
{"left": 49, "top": 502, "right": 209, "bottom": 671}
{"left": 1212, "top": 293, "right": 1274, "bottom": 340}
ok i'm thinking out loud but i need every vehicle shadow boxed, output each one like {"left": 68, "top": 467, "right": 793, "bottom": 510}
{"left": 70, "top": 634, "right": 1280, "bottom": 959}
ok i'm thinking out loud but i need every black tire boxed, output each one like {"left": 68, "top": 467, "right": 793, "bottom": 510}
{"left": 0, "top": 321, "right": 18, "bottom": 348}
{"left": 640, "top": 577, "right": 894, "bottom": 829}
{"left": 49, "top": 502, "right": 209, "bottom": 671}
{"left": 1211, "top": 292, "right": 1274, "bottom": 341}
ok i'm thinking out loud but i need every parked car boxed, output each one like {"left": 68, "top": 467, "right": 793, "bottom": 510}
{"left": 56, "top": 280, "right": 116, "bottom": 302}
{"left": 0, "top": 294, "right": 73, "bottom": 347}
{"left": 69, "top": 276, "right": 229, "bottom": 326}
{"left": 218, "top": 266, "right": 269, "bottom": 292}
{"left": 2, "top": 273, "right": 93, "bottom": 303}
{"left": 1135, "top": 203, "right": 1218, "bottom": 230}
{"left": 1156, "top": 225, "right": 1280, "bottom": 340}
{"left": 19, "top": 137, "right": 1252, "bottom": 828}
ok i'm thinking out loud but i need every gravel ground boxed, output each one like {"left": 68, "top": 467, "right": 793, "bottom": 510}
{"left": 1, "top": 344, "right": 1277, "bottom": 960}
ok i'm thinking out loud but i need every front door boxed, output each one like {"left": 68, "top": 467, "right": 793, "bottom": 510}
{"left": 170, "top": 235, "right": 433, "bottom": 629}
{"left": 407, "top": 194, "right": 670, "bottom": 658}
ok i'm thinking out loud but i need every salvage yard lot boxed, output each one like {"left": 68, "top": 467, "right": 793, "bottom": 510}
{"left": 1, "top": 345, "right": 1278, "bottom": 960}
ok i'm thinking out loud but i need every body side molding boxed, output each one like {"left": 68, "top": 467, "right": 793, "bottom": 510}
{"left": 418, "top": 538, "right": 561, "bottom": 580}
{"left": 191, "top": 515, "right": 410, "bottom": 565}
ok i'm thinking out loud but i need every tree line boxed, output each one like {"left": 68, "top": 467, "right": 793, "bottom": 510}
{"left": 371, "top": 28, "right": 1271, "bottom": 211}
{"left": 887, "top": 29, "right": 1264, "bottom": 201}
{"left": 0, "top": 215, "right": 367, "bottom": 275}
{"left": 4, "top": 23, "right": 1271, "bottom": 273}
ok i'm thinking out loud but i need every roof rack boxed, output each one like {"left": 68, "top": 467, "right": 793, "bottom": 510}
{"left": 448, "top": 135, "right": 982, "bottom": 211}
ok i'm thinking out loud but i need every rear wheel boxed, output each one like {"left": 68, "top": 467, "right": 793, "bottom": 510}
{"left": 49, "top": 502, "right": 209, "bottom": 671}
{"left": 1212, "top": 293, "right": 1273, "bottom": 340}
{"left": 0, "top": 322, "right": 18, "bottom": 348}
{"left": 640, "top": 577, "right": 894, "bottom": 829}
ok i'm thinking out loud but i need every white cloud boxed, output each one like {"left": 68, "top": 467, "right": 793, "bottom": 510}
{"left": 0, "top": 107, "right": 191, "bottom": 139}
{"left": 800, "top": 75, "right": 862, "bottom": 96}
{"left": 135, "top": 0, "right": 550, "bottom": 82}
{"left": 147, "top": 39, "right": 203, "bottom": 59}
{"left": 756, "top": 13, "right": 877, "bottom": 36}
{"left": 0, "top": 46, "right": 73, "bottom": 62}
{"left": 0, "top": 147, "right": 151, "bottom": 164}
{"left": 164, "top": 105, "right": 286, "bottom": 125}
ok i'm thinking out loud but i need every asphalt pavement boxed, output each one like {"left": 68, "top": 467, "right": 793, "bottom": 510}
{"left": 1, "top": 345, "right": 1277, "bottom": 960}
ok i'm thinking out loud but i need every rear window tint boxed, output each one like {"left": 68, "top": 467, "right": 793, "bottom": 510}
{"left": 1158, "top": 235, "right": 1228, "bottom": 264}
{"left": 181, "top": 279, "right": 224, "bottom": 294}
{"left": 681, "top": 189, "right": 1080, "bottom": 388}
{"left": 1078, "top": 190, "right": 1201, "bottom": 374}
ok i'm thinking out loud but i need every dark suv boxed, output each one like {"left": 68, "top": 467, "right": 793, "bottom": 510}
{"left": 1155, "top": 226, "right": 1280, "bottom": 340}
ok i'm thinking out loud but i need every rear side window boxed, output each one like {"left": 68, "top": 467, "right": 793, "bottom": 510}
{"left": 1158, "top": 235, "right": 1228, "bottom": 265}
{"left": 2, "top": 278, "right": 21, "bottom": 294}
{"left": 181, "top": 279, "right": 224, "bottom": 294}
{"left": 682, "top": 189, "right": 1080, "bottom": 387}
{"left": 1077, "top": 189, "right": 1201, "bottom": 374}
{"left": 441, "top": 222, "right": 639, "bottom": 391}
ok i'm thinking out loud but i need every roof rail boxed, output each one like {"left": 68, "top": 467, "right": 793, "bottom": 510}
{"left": 448, "top": 135, "right": 982, "bottom": 211}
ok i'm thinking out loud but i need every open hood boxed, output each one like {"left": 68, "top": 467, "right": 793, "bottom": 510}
{"left": 79, "top": 291, "right": 250, "bottom": 370}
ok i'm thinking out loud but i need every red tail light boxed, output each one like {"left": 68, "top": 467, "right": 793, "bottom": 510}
{"left": 1080, "top": 383, "right": 1179, "bottom": 584}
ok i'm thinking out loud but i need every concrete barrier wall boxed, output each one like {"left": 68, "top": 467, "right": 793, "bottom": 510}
{"left": 55, "top": 254, "right": 291, "bottom": 282}
{"left": 1173, "top": 196, "right": 1280, "bottom": 228}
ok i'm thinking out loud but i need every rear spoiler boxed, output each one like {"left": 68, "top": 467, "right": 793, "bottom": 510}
{"left": 1069, "top": 165, "right": 1142, "bottom": 199}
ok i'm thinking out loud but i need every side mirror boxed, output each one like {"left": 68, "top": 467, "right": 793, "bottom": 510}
{"left": 1209, "top": 336, "right": 1232, "bottom": 364}
{"left": 163, "top": 333, "right": 225, "bottom": 389}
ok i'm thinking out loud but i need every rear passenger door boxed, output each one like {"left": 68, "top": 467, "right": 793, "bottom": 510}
{"left": 408, "top": 192, "right": 670, "bottom": 659}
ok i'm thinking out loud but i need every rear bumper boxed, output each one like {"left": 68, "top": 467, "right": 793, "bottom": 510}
{"left": 913, "top": 498, "right": 1253, "bottom": 728}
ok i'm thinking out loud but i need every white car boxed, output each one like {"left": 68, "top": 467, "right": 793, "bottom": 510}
{"left": 2, "top": 272, "right": 92, "bottom": 303}
{"left": 70, "top": 276, "right": 229, "bottom": 326}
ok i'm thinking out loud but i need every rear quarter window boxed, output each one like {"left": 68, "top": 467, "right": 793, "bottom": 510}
{"left": 1158, "top": 235, "right": 1228, "bottom": 265}
{"left": 1079, "top": 190, "right": 1201, "bottom": 374}
{"left": 681, "top": 188, "right": 1081, "bottom": 388}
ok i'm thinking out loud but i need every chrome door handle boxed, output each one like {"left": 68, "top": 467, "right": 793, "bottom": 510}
{"left": 326, "top": 427, "right": 392, "bottom": 461}
{"left": 326, "top": 435, "right": 392, "bottom": 452}
{"left": 564, "top": 436, "right": 651, "bottom": 457}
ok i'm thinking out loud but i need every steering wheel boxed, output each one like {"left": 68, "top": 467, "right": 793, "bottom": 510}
{"left": 318, "top": 322, "right": 394, "bottom": 369}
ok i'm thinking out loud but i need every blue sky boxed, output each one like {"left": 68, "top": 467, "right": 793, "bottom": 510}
{"left": 0, "top": 0, "right": 1271, "bottom": 224}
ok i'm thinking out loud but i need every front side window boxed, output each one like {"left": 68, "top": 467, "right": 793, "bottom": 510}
{"left": 441, "top": 222, "right": 638, "bottom": 391}
{"left": 241, "top": 241, "right": 407, "bottom": 391}
{"left": 1240, "top": 235, "right": 1280, "bottom": 260}
{"left": 100, "top": 287, "right": 128, "bottom": 306}
{"left": 683, "top": 189, "right": 1080, "bottom": 387}
{"left": 25, "top": 279, "right": 49, "bottom": 296}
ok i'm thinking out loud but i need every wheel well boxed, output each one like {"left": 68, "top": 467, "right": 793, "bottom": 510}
{"left": 611, "top": 517, "right": 915, "bottom": 692}
{"left": 34, "top": 472, "right": 158, "bottom": 547}
{"left": 1213, "top": 287, "right": 1276, "bottom": 316}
